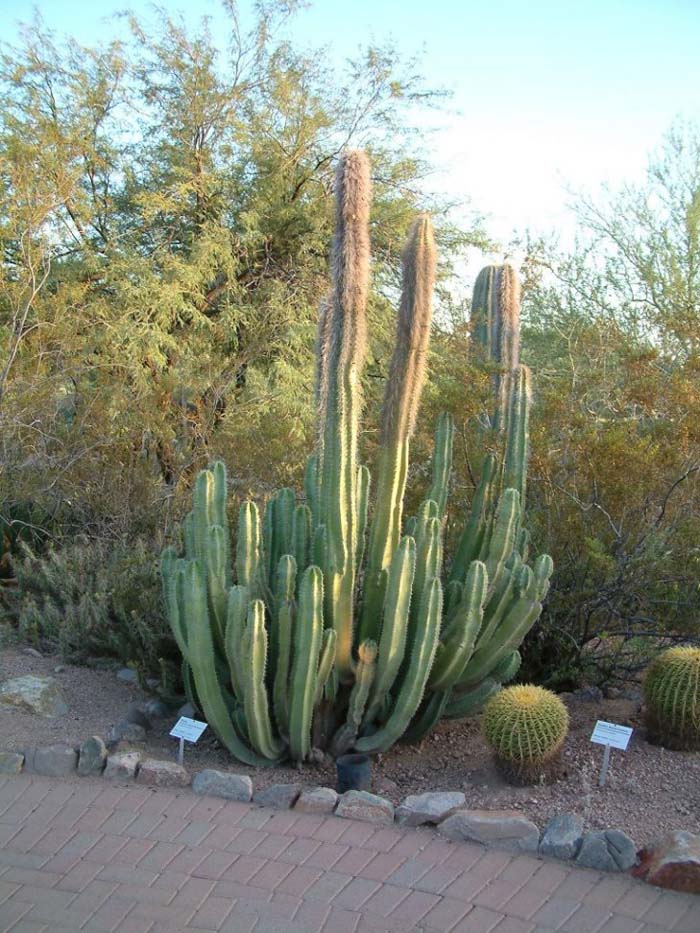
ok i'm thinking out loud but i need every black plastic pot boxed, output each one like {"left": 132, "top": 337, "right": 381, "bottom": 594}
{"left": 336, "top": 753, "right": 372, "bottom": 793}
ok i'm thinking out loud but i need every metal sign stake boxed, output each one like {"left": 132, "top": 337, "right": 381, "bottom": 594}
{"left": 178, "top": 737, "right": 185, "bottom": 767}
{"left": 598, "top": 743, "right": 611, "bottom": 786}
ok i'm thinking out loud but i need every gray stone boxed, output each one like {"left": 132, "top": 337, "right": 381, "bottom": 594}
{"left": 192, "top": 769, "right": 253, "bottom": 802}
{"left": 0, "top": 675, "right": 69, "bottom": 718}
{"left": 254, "top": 783, "right": 302, "bottom": 810}
{"left": 0, "top": 751, "right": 24, "bottom": 774}
{"left": 576, "top": 830, "right": 637, "bottom": 872}
{"left": 116, "top": 667, "right": 138, "bottom": 684}
{"left": 107, "top": 721, "right": 147, "bottom": 747}
{"left": 571, "top": 685, "right": 603, "bottom": 703}
{"left": 77, "top": 736, "right": 108, "bottom": 776}
{"left": 23, "top": 744, "right": 78, "bottom": 777}
{"left": 539, "top": 813, "right": 584, "bottom": 860}
{"left": 104, "top": 751, "right": 141, "bottom": 781}
{"left": 295, "top": 786, "right": 338, "bottom": 814}
{"left": 125, "top": 704, "right": 152, "bottom": 731}
{"left": 178, "top": 702, "right": 196, "bottom": 718}
{"left": 137, "top": 758, "right": 190, "bottom": 788}
{"left": 438, "top": 809, "right": 540, "bottom": 853}
{"left": 142, "top": 698, "right": 171, "bottom": 719}
{"left": 22, "top": 647, "right": 43, "bottom": 658}
{"left": 146, "top": 677, "right": 160, "bottom": 691}
{"left": 335, "top": 790, "right": 394, "bottom": 826}
{"left": 396, "top": 791, "right": 466, "bottom": 827}
{"left": 633, "top": 830, "right": 700, "bottom": 893}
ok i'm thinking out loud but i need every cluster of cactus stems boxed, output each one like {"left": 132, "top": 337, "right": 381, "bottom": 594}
{"left": 161, "top": 151, "right": 553, "bottom": 765}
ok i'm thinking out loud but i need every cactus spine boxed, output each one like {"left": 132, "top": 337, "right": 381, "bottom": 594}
{"left": 161, "top": 150, "right": 553, "bottom": 764}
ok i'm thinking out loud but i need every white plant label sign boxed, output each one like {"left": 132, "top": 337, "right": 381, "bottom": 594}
{"left": 590, "top": 720, "right": 633, "bottom": 750}
{"left": 170, "top": 717, "right": 208, "bottom": 764}
{"left": 590, "top": 720, "right": 633, "bottom": 787}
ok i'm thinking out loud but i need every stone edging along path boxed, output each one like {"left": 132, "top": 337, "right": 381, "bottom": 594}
{"left": 2, "top": 738, "right": 697, "bottom": 897}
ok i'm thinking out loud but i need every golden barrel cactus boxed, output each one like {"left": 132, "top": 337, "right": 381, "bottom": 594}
{"left": 644, "top": 646, "right": 700, "bottom": 750}
{"left": 482, "top": 684, "right": 569, "bottom": 784}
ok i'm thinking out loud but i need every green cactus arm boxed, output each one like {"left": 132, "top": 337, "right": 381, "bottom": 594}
{"left": 356, "top": 577, "right": 442, "bottom": 754}
{"left": 410, "top": 510, "right": 442, "bottom": 630}
{"left": 427, "top": 413, "right": 454, "bottom": 517}
{"left": 402, "top": 690, "right": 450, "bottom": 743}
{"left": 355, "top": 465, "right": 370, "bottom": 572}
{"left": 534, "top": 553, "right": 554, "bottom": 601}
{"left": 288, "top": 565, "right": 324, "bottom": 761}
{"left": 444, "top": 678, "right": 501, "bottom": 719}
{"left": 292, "top": 505, "right": 311, "bottom": 574}
{"left": 236, "top": 501, "right": 262, "bottom": 594}
{"left": 490, "top": 649, "right": 521, "bottom": 684}
{"left": 471, "top": 263, "right": 521, "bottom": 431}
{"left": 503, "top": 365, "right": 531, "bottom": 505}
{"left": 161, "top": 551, "right": 188, "bottom": 657}
{"left": 330, "top": 639, "right": 377, "bottom": 756}
{"left": 312, "top": 523, "right": 326, "bottom": 568}
{"left": 304, "top": 455, "right": 319, "bottom": 521}
{"left": 263, "top": 496, "right": 276, "bottom": 585}
{"left": 274, "top": 488, "right": 296, "bottom": 567}
{"left": 273, "top": 599, "right": 294, "bottom": 738}
{"left": 472, "top": 554, "right": 521, "bottom": 652}
{"left": 204, "top": 525, "right": 228, "bottom": 647}
{"left": 363, "top": 536, "right": 416, "bottom": 726}
{"left": 484, "top": 488, "right": 520, "bottom": 592}
{"left": 429, "top": 560, "right": 487, "bottom": 691}
{"left": 224, "top": 584, "right": 249, "bottom": 701}
{"left": 211, "top": 461, "right": 232, "bottom": 587}
{"left": 181, "top": 658, "right": 199, "bottom": 714}
{"left": 241, "top": 599, "right": 286, "bottom": 760}
{"left": 183, "top": 511, "right": 196, "bottom": 560}
{"left": 192, "top": 469, "right": 219, "bottom": 564}
{"left": 314, "top": 627, "right": 337, "bottom": 706}
{"left": 360, "top": 218, "right": 436, "bottom": 644}
{"left": 444, "top": 580, "right": 463, "bottom": 618}
{"left": 459, "top": 595, "right": 542, "bottom": 689}
{"left": 449, "top": 454, "right": 497, "bottom": 584}
{"left": 182, "top": 560, "right": 270, "bottom": 766}
{"left": 317, "top": 153, "right": 371, "bottom": 678}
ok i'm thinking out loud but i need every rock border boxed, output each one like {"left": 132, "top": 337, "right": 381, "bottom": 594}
{"left": 1, "top": 733, "right": 697, "bottom": 894}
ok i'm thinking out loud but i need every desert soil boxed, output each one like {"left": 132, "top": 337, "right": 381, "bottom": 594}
{"left": 1, "top": 645, "right": 698, "bottom": 847}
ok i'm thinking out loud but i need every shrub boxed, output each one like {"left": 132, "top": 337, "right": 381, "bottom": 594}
{"left": 482, "top": 684, "right": 569, "bottom": 784}
{"left": 643, "top": 645, "right": 700, "bottom": 750}
{"left": 10, "top": 538, "right": 179, "bottom": 685}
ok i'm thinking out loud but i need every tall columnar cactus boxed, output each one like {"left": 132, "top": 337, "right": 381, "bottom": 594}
{"left": 161, "top": 150, "right": 553, "bottom": 764}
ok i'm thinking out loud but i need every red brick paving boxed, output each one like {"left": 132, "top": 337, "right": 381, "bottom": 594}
{"left": 0, "top": 775, "right": 696, "bottom": 932}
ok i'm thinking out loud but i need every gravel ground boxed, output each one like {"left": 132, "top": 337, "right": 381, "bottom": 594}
{"left": 2, "top": 646, "right": 699, "bottom": 846}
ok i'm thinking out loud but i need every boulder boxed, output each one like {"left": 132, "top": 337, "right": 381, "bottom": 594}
{"left": 125, "top": 704, "right": 152, "bottom": 731}
{"left": 177, "top": 702, "right": 196, "bottom": 718}
{"left": 116, "top": 668, "right": 138, "bottom": 684}
{"left": 77, "top": 736, "right": 108, "bottom": 776}
{"left": 107, "top": 721, "right": 147, "bottom": 747}
{"left": 0, "top": 751, "right": 24, "bottom": 774}
{"left": 137, "top": 758, "right": 190, "bottom": 788}
{"left": 539, "top": 813, "right": 584, "bottom": 860}
{"left": 335, "top": 790, "right": 394, "bottom": 826}
{"left": 438, "top": 809, "right": 539, "bottom": 853}
{"left": 633, "top": 830, "right": 700, "bottom": 893}
{"left": 192, "top": 770, "right": 253, "bottom": 802}
{"left": 295, "top": 786, "right": 338, "bottom": 814}
{"left": 0, "top": 676, "right": 69, "bottom": 718}
{"left": 104, "top": 751, "right": 141, "bottom": 781}
{"left": 23, "top": 745, "right": 78, "bottom": 777}
{"left": 576, "top": 830, "right": 637, "bottom": 872}
{"left": 142, "top": 698, "right": 171, "bottom": 719}
{"left": 254, "top": 783, "right": 302, "bottom": 809}
{"left": 396, "top": 791, "right": 466, "bottom": 827}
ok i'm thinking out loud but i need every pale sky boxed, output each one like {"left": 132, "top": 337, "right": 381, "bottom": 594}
{"left": 2, "top": 0, "right": 699, "bottom": 256}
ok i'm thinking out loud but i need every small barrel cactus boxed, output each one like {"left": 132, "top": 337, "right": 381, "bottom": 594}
{"left": 482, "top": 684, "right": 569, "bottom": 784}
{"left": 644, "top": 646, "right": 700, "bottom": 751}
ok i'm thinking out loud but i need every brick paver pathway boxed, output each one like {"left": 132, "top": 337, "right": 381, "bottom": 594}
{"left": 0, "top": 775, "right": 695, "bottom": 932}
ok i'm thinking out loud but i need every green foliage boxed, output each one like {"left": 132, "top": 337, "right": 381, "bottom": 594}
{"left": 518, "top": 123, "right": 700, "bottom": 688}
{"left": 162, "top": 151, "right": 552, "bottom": 764}
{"left": 10, "top": 538, "right": 176, "bottom": 683}
{"left": 643, "top": 646, "right": 700, "bottom": 750}
{"left": 482, "top": 684, "right": 569, "bottom": 784}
